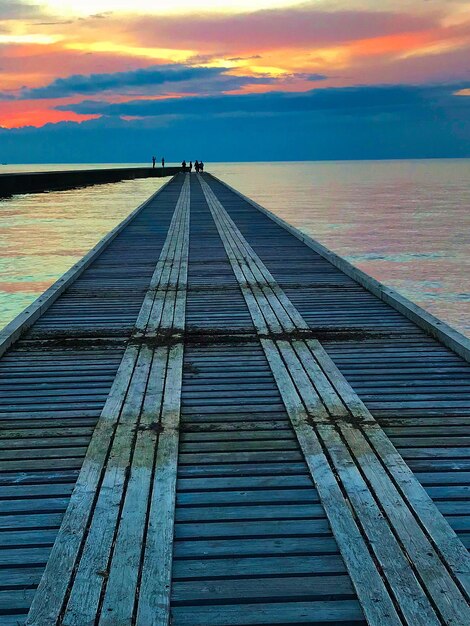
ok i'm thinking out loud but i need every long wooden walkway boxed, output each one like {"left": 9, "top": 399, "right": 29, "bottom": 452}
{"left": 0, "top": 172, "right": 469, "bottom": 625}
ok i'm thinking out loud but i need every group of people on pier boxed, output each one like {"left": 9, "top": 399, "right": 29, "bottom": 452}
{"left": 151, "top": 157, "right": 204, "bottom": 172}
{"left": 152, "top": 156, "right": 165, "bottom": 168}
{"left": 181, "top": 160, "right": 204, "bottom": 172}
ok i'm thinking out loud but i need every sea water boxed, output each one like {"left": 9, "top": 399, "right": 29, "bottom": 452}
{"left": 1, "top": 160, "right": 469, "bottom": 336}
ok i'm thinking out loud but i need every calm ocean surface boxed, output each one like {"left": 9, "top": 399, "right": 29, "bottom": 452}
{"left": 1, "top": 160, "right": 469, "bottom": 336}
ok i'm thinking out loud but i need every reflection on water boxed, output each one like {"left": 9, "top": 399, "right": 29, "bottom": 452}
{"left": 0, "top": 160, "right": 469, "bottom": 338}
{"left": 0, "top": 177, "right": 164, "bottom": 328}
{"left": 210, "top": 160, "right": 470, "bottom": 338}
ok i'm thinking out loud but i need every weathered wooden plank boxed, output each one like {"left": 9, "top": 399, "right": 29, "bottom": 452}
{"left": 171, "top": 575, "right": 354, "bottom": 603}
{"left": 171, "top": 554, "right": 347, "bottom": 578}
{"left": 170, "top": 599, "right": 365, "bottom": 625}
{"left": 98, "top": 177, "right": 190, "bottom": 626}
{"left": 174, "top": 518, "right": 330, "bottom": 539}
{"left": 135, "top": 344, "right": 185, "bottom": 626}
{"left": 177, "top": 486, "right": 319, "bottom": 506}
{"left": 175, "top": 503, "right": 324, "bottom": 521}
{"left": 173, "top": 535, "right": 338, "bottom": 558}
{"left": 0, "top": 546, "right": 50, "bottom": 566}
{"left": 97, "top": 347, "right": 168, "bottom": 626}
{"left": 60, "top": 354, "right": 152, "bottom": 625}
{"left": 177, "top": 474, "right": 312, "bottom": 490}
{"left": 0, "top": 566, "right": 43, "bottom": 588}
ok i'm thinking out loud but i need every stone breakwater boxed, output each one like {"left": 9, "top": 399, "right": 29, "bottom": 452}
{"left": 0, "top": 166, "right": 181, "bottom": 197}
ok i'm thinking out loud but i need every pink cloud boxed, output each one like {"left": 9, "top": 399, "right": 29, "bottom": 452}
{"left": 121, "top": 7, "right": 440, "bottom": 52}
{"left": 0, "top": 43, "right": 153, "bottom": 88}
{"left": 353, "top": 44, "right": 470, "bottom": 85}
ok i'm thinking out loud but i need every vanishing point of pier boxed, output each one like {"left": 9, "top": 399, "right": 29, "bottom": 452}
{"left": 0, "top": 172, "right": 469, "bottom": 625}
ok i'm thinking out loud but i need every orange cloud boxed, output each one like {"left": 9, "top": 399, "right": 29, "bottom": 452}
{"left": 347, "top": 31, "right": 435, "bottom": 57}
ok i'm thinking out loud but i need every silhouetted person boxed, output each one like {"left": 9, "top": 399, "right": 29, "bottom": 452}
{"left": 200, "top": 161, "right": 204, "bottom": 172}
{"left": 161, "top": 157, "right": 165, "bottom": 168}
{"left": 189, "top": 161, "right": 193, "bottom": 171}
{"left": 152, "top": 156, "right": 156, "bottom": 169}
{"left": 182, "top": 160, "right": 186, "bottom": 171}
{"left": 195, "top": 160, "right": 199, "bottom": 173}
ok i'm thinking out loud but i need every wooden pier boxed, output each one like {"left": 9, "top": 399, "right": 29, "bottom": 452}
{"left": 0, "top": 172, "right": 469, "bottom": 625}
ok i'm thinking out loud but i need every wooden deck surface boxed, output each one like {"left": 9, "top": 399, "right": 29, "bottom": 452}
{"left": 0, "top": 172, "right": 469, "bottom": 625}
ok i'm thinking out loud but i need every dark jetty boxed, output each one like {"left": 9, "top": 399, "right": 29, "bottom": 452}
{"left": 0, "top": 166, "right": 181, "bottom": 197}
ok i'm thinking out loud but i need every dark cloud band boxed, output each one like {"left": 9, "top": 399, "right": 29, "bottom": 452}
{"left": 2, "top": 64, "right": 327, "bottom": 101}
{"left": 55, "top": 83, "right": 470, "bottom": 118}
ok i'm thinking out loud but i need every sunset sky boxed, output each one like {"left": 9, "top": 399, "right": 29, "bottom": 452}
{"left": 0, "top": 0, "right": 469, "bottom": 161}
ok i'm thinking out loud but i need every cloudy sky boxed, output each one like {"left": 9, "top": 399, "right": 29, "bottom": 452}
{"left": 0, "top": 0, "right": 469, "bottom": 161}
